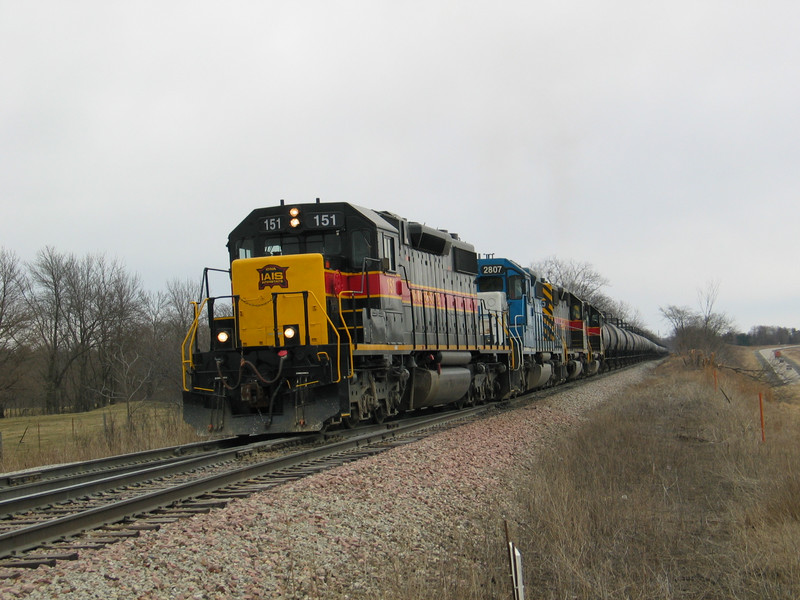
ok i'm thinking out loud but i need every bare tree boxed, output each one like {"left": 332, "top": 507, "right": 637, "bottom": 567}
{"left": 660, "top": 280, "right": 735, "bottom": 359}
{"left": 0, "top": 248, "right": 29, "bottom": 416}
{"left": 92, "top": 258, "right": 146, "bottom": 409}
{"left": 61, "top": 252, "right": 108, "bottom": 411}
{"left": 166, "top": 277, "right": 203, "bottom": 334}
{"left": 530, "top": 256, "right": 610, "bottom": 304}
{"left": 697, "top": 280, "right": 733, "bottom": 339}
{"left": 25, "top": 248, "right": 146, "bottom": 413}
{"left": 138, "top": 289, "right": 183, "bottom": 400}
{"left": 25, "top": 247, "right": 72, "bottom": 413}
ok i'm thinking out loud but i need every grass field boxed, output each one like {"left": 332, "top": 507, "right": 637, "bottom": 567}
{"left": 510, "top": 358, "right": 800, "bottom": 598}
{"left": 388, "top": 352, "right": 800, "bottom": 599}
{"left": 0, "top": 400, "right": 202, "bottom": 473}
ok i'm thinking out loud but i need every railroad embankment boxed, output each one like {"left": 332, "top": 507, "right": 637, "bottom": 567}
{"left": 4, "top": 356, "right": 799, "bottom": 599}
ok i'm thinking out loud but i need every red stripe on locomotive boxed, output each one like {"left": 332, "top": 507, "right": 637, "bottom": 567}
{"left": 323, "top": 271, "right": 478, "bottom": 312}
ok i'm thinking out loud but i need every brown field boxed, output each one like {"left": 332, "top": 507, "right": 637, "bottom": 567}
{"left": 0, "top": 401, "right": 202, "bottom": 474}
{"left": 415, "top": 351, "right": 800, "bottom": 599}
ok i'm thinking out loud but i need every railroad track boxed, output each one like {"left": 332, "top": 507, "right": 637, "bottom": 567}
{"left": 0, "top": 365, "right": 642, "bottom": 572}
{"left": 0, "top": 405, "right": 492, "bottom": 570}
{"left": 0, "top": 435, "right": 279, "bottom": 494}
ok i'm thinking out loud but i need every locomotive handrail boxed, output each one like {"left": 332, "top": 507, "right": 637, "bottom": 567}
{"left": 503, "top": 314, "right": 518, "bottom": 370}
{"left": 478, "top": 298, "right": 503, "bottom": 350}
{"left": 510, "top": 314, "right": 525, "bottom": 370}
{"left": 336, "top": 291, "right": 356, "bottom": 378}
{"left": 200, "top": 267, "right": 232, "bottom": 299}
{"left": 181, "top": 298, "right": 212, "bottom": 393}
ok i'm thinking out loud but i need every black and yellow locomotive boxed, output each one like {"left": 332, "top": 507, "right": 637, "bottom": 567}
{"left": 182, "top": 200, "right": 510, "bottom": 435}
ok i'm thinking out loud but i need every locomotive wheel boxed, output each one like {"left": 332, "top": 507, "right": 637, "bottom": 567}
{"left": 342, "top": 409, "right": 359, "bottom": 429}
{"left": 372, "top": 406, "right": 386, "bottom": 424}
{"left": 453, "top": 394, "right": 468, "bottom": 410}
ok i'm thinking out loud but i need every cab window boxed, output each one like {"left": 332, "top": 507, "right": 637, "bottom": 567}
{"left": 351, "top": 230, "right": 375, "bottom": 270}
{"left": 507, "top": 275, "right": 524, "bottom": 300}
{"left": 382, "top": 234, "right": 397, "bottom": 271}
{"left": 571, "top": 303, "right": 582, "bottom": 320}
{"left": 478, "top": 276, "right": 504, "bottom": 293}
{"left": 263, "top": 236, "right": 300, "bottom": 256}
{"left": 306, "top": 232, "right": 342, "bottom": 255}
{"left": 237, "top": 239, "right": 254, "bottom": 259}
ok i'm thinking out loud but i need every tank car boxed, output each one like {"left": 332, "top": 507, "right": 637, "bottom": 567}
{"left": 601, "top": 318, "right": 668, "bottom": 367}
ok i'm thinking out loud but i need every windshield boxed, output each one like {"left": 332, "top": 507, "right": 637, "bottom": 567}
{"left": 235, "top": 232, "right": 342, "bottom": 259}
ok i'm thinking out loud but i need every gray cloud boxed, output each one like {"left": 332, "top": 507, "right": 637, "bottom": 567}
{"left": 1, "top": 1, "right": 798, "bottom": 333}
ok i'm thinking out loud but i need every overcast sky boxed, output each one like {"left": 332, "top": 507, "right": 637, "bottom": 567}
{"left": 2, "top": 1, "right": 798, "bottom": 336}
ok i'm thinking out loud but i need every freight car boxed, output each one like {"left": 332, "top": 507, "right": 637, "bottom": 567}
{"left": 181, "top": 199, "right": 665, "bottom": 435}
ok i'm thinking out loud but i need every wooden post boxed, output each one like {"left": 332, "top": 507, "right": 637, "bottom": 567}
{"left": 759, "top": 392, "right": 766, "bottom": 443}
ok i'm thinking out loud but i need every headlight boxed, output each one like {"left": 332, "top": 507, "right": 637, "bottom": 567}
{"left": 289, "top": 217, "right": 300, "bottom": 228}
{"left": 289, "top": 207, "right": 300, "bottom": 217}
{"left": 282, "top": 324, "right": 300, "bottom": 346}
{"left": 217, "top": 330, "right": 230, "bottom": 344}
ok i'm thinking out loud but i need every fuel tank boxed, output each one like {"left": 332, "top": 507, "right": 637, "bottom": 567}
{"left": 403, "top": 367, "right": 472, "bottom": 410}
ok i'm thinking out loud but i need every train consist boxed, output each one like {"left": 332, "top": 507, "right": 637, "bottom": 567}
{"left": 181, "top": 200, "right": 666, "bottom": 435}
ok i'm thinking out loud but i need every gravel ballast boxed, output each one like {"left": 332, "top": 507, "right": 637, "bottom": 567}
{"left": 2, "top": 364, "right": 655, "bottom": 599}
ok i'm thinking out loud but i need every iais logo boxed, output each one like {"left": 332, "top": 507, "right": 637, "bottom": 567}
{"left": 257, "top": 264, "right": 289, "bottom": 289}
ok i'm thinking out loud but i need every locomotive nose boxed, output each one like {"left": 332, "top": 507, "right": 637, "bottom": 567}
{"left": 232, "top": 253, "right": 328, "bottom": 348}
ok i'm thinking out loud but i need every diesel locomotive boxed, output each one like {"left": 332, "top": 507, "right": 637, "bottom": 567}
{"left": 181, "top": 199, "right": 665, "bottom": 435}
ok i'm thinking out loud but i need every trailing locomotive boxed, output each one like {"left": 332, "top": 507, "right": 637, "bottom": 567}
{"left": 181, "top": 199, "right": 665, "bottom": 435}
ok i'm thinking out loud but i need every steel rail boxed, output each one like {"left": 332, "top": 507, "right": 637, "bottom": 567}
{"left": 0, "top": 436, "right": 301, "bottom": 503}
{"left": 0, "top": 406, "right": 487, "bottom": 559}
{"left": 1, "top": 453, "right": 236, "bottom": 516}
{"left": 0, "top": 436, "right": 248, "bottom": 490}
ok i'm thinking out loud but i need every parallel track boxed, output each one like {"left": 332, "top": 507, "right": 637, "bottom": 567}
{"left": 0, "top": 405, "right": 491, "bottom": 569}
{"left": 0, "top": 363, "right": 646, "bottom": 571}
{"left": 0, "top": 436, "right": 258, "bottom": 492}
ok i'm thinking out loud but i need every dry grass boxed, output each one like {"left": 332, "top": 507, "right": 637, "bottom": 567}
{"left": 512, "top": 359, "right": 800, "bottom": 599}
{"left": 0, "top": 401, "right": 202, "bottom": 473}
{"left": 388, "top": 355, "right": 800, "bottom": 599}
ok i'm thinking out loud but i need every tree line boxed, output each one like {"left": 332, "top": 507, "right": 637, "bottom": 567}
{"left": 0, "top": 247, "right": 198, "bottom": 418}
{"left": 730, "top": 326, "right": 800, "bottom": 347}
{"left": 658, "top": 281, "right": 798, "bottom": 360}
